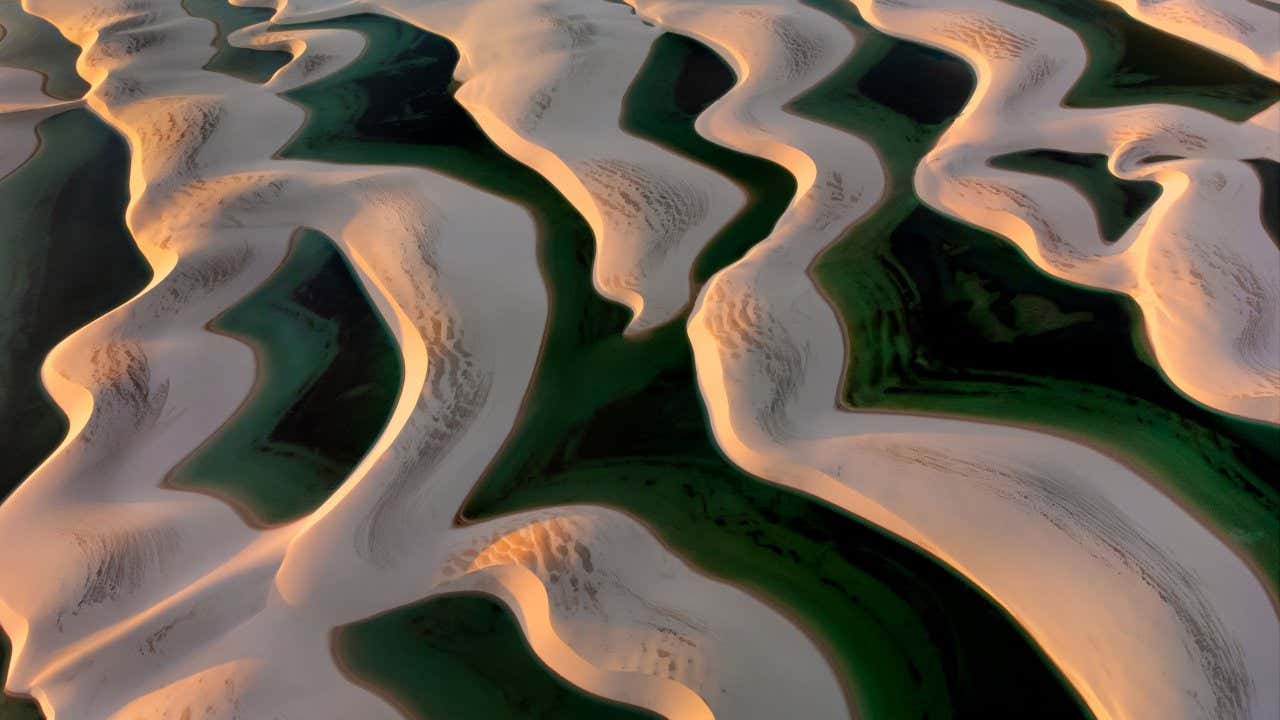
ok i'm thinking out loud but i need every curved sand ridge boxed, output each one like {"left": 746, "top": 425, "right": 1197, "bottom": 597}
{"left": 0, "top": 1, "right": 847, "bottom": 718}
{"left": 865, "top": 0, "right": 1279, "bottom": 423}
{"left": 609, "top": 0, "right": 1279, "bottom": 719}
{"left": 262, "top": 0, "right": 748, "bottom": 336}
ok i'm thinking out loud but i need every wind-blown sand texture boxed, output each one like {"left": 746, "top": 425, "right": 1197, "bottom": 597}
{"left": 0, "top": 0, "right": 1277, "bottom": 718}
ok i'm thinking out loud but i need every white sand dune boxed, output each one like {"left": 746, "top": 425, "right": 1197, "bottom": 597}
{"left": 3, "top": 0, "right": 1278, "bottom": 718}
{"left": 0, "top": 65, "right": 79, "bottom": 179}
{"left": 861, "top": 0, "right": 1280, "bottom": 425}
{"left": 0, "top": 1, "right": 847, "bottom": 718}
{"left": 609, "top": 0, "right": 1280, "bottom": 718}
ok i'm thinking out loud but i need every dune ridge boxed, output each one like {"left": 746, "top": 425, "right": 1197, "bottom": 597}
{"left": 0, "top": 1, "right": 848, "bottom": 717}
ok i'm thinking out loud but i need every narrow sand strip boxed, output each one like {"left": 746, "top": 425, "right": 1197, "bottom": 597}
{"left": 0, "top": 66, "right": 80, "bottom": 180}
{"left": 268, "top": 0, "right": 748, "bottom": 335}
{"left": 863, "top": 0, "right": 1279, "bottom": 423}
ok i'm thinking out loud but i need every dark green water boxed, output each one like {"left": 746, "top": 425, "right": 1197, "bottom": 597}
{"left": 337, "top": 593, "right": 659, "bottom": 719}
{"left": 3, "top": 2, "right": 1266, "bottom": 717}
{"left": 166, "top": 229, "right": 401, "bottom": 526}
{"left": 1247, "top": 159, "right": 1279, "bottom": 246}
{"left": 0, "top": 631, "right": 39, "bottom": 720}
{"left": 2, "top": 12, "right": 129, "bottom": 719}
{"left": 621, "top": 34, "right": 796, "bottom": 283}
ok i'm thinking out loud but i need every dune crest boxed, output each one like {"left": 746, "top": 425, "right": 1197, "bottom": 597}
{"left": 3, "top": 0, "right": 1277, "bottom": 718}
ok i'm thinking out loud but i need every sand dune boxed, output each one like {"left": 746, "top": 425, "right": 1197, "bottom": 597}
{"left": 0, "top": 1, "right": 847, "bottom": 717}
{"left": 3, "top": 0, "right": 1277, "bottom": 717}
{"left": 0, "top": 66, "right": 79, "bottom": 179}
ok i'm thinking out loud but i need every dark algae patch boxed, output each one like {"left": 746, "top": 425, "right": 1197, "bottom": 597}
{"left": 168, "top": 230, "right": 401, "bottom": 525}
{"left": 181, "top": 0, "right": 292, "bottom": 84}
{"left": 0, "top": 110, "right": 150, "bottom": 500}
{"left": 1004, "top": 0, "right": 1280, "bottom": 120}
{"left": 336, "top": 593, "right": 659, "bottom": 720}
{"left": 988, "top": 150, "right": 1162, "bottom": 242}
{"left": 277, "top": 13, "right": 1091, "bottom": 720}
